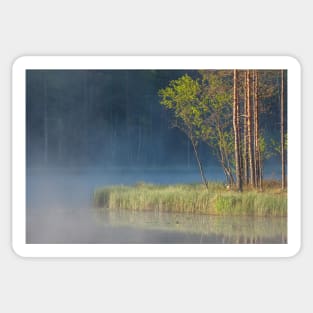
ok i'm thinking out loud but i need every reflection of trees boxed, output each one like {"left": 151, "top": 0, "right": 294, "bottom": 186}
{"left": 93, "top": 208, "right": 287, "bottom": 244}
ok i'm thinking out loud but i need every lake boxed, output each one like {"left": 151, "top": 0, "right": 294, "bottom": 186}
{"left": 26, "top": 167, "right": 287, "bottom": 244}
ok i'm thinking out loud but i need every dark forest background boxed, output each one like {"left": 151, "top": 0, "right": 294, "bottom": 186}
{"left": 26, "top": 70, "right": 283, "bottom": 169}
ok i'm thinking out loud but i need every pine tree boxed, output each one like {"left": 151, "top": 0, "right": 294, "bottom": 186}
{"left": 243, "top": 71, "right": 249, "bottom": 185}
{"left": 281, "top": 69, "right": 286, "bottom": 190}
{"left": 233, "top": 69, "right": 242, "bottom": 191}
{"left": 253, "top": 70, "right": 262, "bottom": 189}
{"left": 247, "top": 70, "right": 255, "bottom": 187}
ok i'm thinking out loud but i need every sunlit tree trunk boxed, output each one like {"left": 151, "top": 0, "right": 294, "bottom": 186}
{"left": 243, "top": 71, "right": 249, "bottom": 185}
{"left": 233, "top": 69, "right": 242, "bottom": 191}
{"left": 281, "top": 69, "right": 286, "bottom": 190}
{"left": 247, "top": 70, "right": 255, "bottom": 187}
{"left": 253, "top": 70, "right": 261, "bottom": 189}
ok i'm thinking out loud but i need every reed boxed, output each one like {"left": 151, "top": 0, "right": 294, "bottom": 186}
{"left": 214, "top": 191, "right": 287, "bottom": 216}
{"left": 93, "top": 182, "right": 287, "bottom": 217}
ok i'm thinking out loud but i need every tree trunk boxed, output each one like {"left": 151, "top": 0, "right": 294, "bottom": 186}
{"left": 253, "top": 70, "right": 261, "bottom": 189}
{"left": 281, "top": 69, "right": 286, "bottom": 190}
{"left": 243, "top": 71, "right": 249, "bottom": 185}
{"left": 233, "top": 69, "right": 242, "bottom": 192}
{"left": 224, "top": 152, "right": 235, "bottom": 186}
{"left": 216, "top": 124, "right": 235, "bottom": 186}
{"left": 191, "top": 140, "right": 209, "bottom": 191}
{"left": 217, "top": 142, "right": 233, "bottom": 186}
{"left": 247, "top": 70, "right": 255, "bottom": 187}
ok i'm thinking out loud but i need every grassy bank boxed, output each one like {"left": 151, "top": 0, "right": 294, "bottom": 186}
{"left": 93, "top": 182, "right": 287, "bottom": 217}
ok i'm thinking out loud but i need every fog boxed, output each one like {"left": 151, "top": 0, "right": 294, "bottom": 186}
{"left": 26, "top": 70, "right": 285, "bottom": 244}
{"left": 26, "top": 166, "right": 285, "bottom": 244}
{"left": 26, "top": 70, "right": 211, "bottom": 169}
{"left": 26, "top": 167, "right": 220, "bottom": 243}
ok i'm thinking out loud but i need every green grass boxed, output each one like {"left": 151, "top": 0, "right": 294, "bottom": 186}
{"left": 215, "top": 192, "right": 287, "bottom": 216}
{"left": 93, "top": 182, "right": 287, "bottom": 217}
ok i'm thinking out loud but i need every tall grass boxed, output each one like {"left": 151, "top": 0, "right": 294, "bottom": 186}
{"left": 214, "top": 192, "right": 287, "bottom": 216}
{"left": 94, "top": 183, "right": 219, "bottom": 214}
{"left": 93, "top": 182, "right": 287, "bottom": 217}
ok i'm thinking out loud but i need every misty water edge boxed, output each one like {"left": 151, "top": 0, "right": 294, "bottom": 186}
{"left": 27, "top": 167, "right": 287, "bottom": 244}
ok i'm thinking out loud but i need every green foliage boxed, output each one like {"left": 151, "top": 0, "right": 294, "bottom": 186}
{"left": 199, "top": 71, "right": 235, "bottom": 181}
{"left": 258, "top": 70, "right": 281, "bottom": 99}
{"left": 158, "top": 74, "right": 207, "bottom": 143}
{"left": 258, "top": 134, "right": 274, "bottom": 161}
{"left": 158, "top": 70, "right": 285, "bottom": 187}
{"left": 159, "top": 71, "right": 235, "bottom": 183}
{"left": 265, "top": 134, "right": 287, "bottom": 160}
{"left": 200, "top": 72, "right": 233, "bottom": 144}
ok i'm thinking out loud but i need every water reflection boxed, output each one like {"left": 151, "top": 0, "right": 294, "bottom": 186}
{"left": 93, "top": 208, "right": 287, "bottom": 244}
{"left": 26, "top": 169, "right": 287, "bottom": 244}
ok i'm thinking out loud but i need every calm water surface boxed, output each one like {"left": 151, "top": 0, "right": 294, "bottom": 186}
{"left": 26, "top": 168, "right": 287, "bottom": 244}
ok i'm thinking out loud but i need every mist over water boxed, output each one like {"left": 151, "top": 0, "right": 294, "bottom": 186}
{"left": 26, "top": 166, "right": 286, "bottom": 244}
{"left": 26, "top": 167, "right": 217, "bottom": 243}
{"left": 26, "top": 69, "right": 286, "bottom": 244}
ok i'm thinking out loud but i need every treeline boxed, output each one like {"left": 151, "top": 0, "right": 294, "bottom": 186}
{"left": 26, "top": 70, "right": 206, "bottom": 168}
{"left": 159, "top": 70, "right": 287, "bottom": 191}
{"left": 26, "top": 70, "right": 284, "bottom": 175}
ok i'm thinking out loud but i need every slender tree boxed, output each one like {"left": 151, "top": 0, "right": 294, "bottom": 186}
{"left": 246, "top": 70, "right": 255, "bottom": 187}
{"left": 281, "top": 69, "right": 286, "bottom": 189}
{"left": 253, "top": 70, "right": 262, "bottom": 189}
{"left": 199, "top": 70, "right": 235, "bottom": 186}
{"left": 159, "top": 75, "right": 209, "bottom": 190}
{"left": 233, "top": 69, "right": 242, "bottom": 191}
{"left": 243, "top": 71, "right": 249, "bottom": 184}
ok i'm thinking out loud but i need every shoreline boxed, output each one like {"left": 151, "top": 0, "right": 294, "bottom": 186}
{"left": 94, "top": 181, "right": 287, "bottom": 217}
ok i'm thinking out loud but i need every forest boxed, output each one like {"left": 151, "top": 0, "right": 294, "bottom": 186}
{"left": 158, "top": 69, "right": 287, "bottom": 192}
{"left": 27, "top": 70, "right": 199, "bottom": 168}
{"left": 27, "top": 69, "right": 287, "bottom": 219}
{"left": 27, "top": 69, "right": 285, "bottom": 173}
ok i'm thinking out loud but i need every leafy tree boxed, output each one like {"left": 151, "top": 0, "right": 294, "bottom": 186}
{"left": 199, "top": 70, "right": 235, "bottom": 185}
{"left": 159, "top": 69, "right": 286, "bottom": 192}
{"left": 158, "top": 74, "right": 209, "bottom": 189}
{"left": 159, "top": 72, "right": 237, "bottom": 188}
